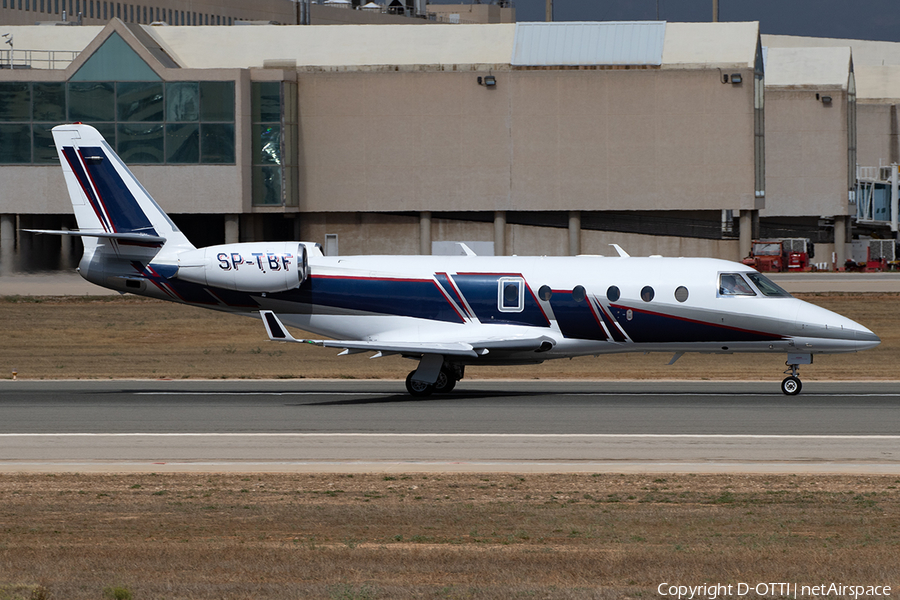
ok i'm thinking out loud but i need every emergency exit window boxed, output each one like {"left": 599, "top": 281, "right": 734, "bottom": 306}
{"left": 498, "top": 277, "right": 525, "bottom": 312}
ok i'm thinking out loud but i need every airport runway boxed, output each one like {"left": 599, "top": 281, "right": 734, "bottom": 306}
{"left": 1, "top": 380, "right": 899, "bottom": 474}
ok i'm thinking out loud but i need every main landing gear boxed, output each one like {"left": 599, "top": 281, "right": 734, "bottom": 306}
{"left": 405, "top": 364, "right": 464, "bottom": 397}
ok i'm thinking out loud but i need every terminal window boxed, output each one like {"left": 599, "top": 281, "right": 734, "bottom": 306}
{"left": 0, "top": 80, "right": 235, "bottom": 165}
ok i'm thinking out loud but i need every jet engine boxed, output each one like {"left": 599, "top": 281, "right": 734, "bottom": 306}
{"left": 174, "top": 242, "right": 309, "bottom": 293}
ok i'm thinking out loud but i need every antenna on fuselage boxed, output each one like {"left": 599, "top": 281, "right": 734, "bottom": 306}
{"left": 610, "top": 244, "right": 630, "bottom": 258}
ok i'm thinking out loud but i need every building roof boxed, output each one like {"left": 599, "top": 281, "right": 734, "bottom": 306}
{"left": 662, "top": 22, "right": 760, "bottom": 70}
{"left": 764, "top": 46, "right": 851, "bottom": 89}
{"left": 511, "top": 21, "right": 666, "bottom": 66}
{"left": 763, "top": 34, "right": 900, "bottom": 67}
{"left": 0, "top": 20, "right": 762, "bottom": 73}
{"left": 854, "top": 66, "right": 900, "bottom": 102}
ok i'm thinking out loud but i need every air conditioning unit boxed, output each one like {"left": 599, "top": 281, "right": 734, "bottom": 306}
{"left": 869, "top": 239, "right": 896, "bottom": 261}
{"left": 879, "top": 166, "right": 894, "bottom": 181}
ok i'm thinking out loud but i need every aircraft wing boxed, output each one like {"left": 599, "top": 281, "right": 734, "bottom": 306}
{"left": 259, "top": 310, "right": 554, "bottom": 357}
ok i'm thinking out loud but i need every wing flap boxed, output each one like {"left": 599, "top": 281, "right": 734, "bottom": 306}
{"left": 259, "top": 310, "right": 555, "bottom": 357}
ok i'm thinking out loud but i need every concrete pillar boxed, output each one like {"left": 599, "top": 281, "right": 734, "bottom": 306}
{"left": 493, "top": 211, "right": 506, "bottom": 256}
{"left": 834, "top": 215, "right": 848, "bottom": 267}
{"left": 568, "top": 211, "right": 581, "bottom": 256}
{"left": 739, "top": 209, "right": 753, "bottom": 259}
{"left": 59, "top": 224, "right": 71, "bottom": 269}
{"left": 1, "top": 214, "right": 15, "bottom": 276}
{"left": 419, "top": 211, "right": 432, "bottom": 255}
{"left": 224, "top": 214, "right": 240, "bottom": 244}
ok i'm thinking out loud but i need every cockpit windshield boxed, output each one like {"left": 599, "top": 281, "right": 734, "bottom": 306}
{"left": 746, "top": 272, "right": 792, "bottom": 297}
{"left": 719, "top": 273, "right": 756, "bottom": 296}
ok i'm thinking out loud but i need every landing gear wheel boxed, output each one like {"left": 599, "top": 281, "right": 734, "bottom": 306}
{"left": 433, "top": 369, "right": 457, "bottom": 394}
{"left": 405, "top": 371, "right": 435, "bottom": 397}
{"left": 781, "top": 376, "right": 802, "bottom": 396}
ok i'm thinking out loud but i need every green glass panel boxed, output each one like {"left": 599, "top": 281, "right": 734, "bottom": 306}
{"left": 117, "top": 123, "right": 164, "bottom": 164}
{"left": 68, "top": 82, "right": 115, "bottom": 122}
{"left": 253, "top": 123, "right": 281, "bottom": 165}
{"left": 0, "top": 83, "right": 31, "bottom": 121}
{"left": 251, "top": 81, "right": 281, "bottom": 123}
{"left": 165, "top": 123, "right": 199, "bottom": 163}
{"left": 200, "top": 123, "right": 234, "bottom": 164}
{"left": 33, "top": 124, "right": 59, "bottom": 164}
{"left": 33, "top": 83, "right": 66, "bottom": 122}
{"left": 70, "top": 32, "right": 160, "bottom": 82}
{"left": 199, "top": 81, "right": 234, "bottom": 122}
{"left": 0, "top": 124, "right": 32, "bottom": 163}
{"left": 166, "top": 82, "right": 199, "bottom": 122}
{"left": 252, "top": 165, "right": 283, "bottom": 206}
{"left": 90, "top": 122, "right": 116, "bottom": 148}
{"left": 117, "top": 82, "right": 164, "bottom": 122}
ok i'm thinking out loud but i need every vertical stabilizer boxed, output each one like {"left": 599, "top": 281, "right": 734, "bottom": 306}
{"left": 51, "top": 124, "right": 194, "bottom": 256}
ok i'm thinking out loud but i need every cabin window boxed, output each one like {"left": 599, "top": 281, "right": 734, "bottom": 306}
{"left": 538, "top": 285, "right": 552, "bottom": 301}
{"left": 640, "top": 286, "right": 654, "bottom": 302}
{"left": 498, "top": 277, "right": 525, "bottom": 312}
{"left": 675, "top": 286, "right": 689, "bottom": 302}
{"left": 719, "top": 273, "right": 756, "bottom": 296}
{"left": 572, "top": 285, "right": 586, "bottom": 303}
{"left": 607, "top": 286, "right": 620, "bottom": 302}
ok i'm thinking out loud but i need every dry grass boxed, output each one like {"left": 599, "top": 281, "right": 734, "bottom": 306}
{"left": 1, "top": 472, "right": 899, "bottom": 599}
{"left": 0, "top": 293, "right": 896, "bottom": 381}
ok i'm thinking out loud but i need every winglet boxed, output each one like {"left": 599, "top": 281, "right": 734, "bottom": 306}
{"left": 457, "top": 242, "right": 477, "bottom": 256}
{"left": 610, "top": 244, "right": 630, "bottom": 258}
{"left": 260, "top": 310, "right": 299, "bottom": 342}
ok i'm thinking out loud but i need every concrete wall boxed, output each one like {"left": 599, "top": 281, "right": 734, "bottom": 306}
{"left": 296, "top": 212, "right": 742, "bottom": 259}
{"left": 0, "top": 0, "right": 294, "bottom": 25}
{"left": 857, "top": 103, "right": 896, "bottom": 167}
{"left": 428, "top": 4, "right": 515, "bottom": 24}
{"left": 763, "top": 88, "right": 851, "bottom": 217}
{"left": 296, "top": 67, "right": 758, "bottom": 214}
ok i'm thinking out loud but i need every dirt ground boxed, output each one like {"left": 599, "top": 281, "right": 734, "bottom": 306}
{"left": 0, "top": 293, "right": 895, "bottom": 381}
{"left": 1, "top": 472, "right": 898, "bottom": 599}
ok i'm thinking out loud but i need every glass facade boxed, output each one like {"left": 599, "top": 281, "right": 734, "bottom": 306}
{"left": 251, "top": 81, "right": 297, "bottom": 207}
{"left": 0, "top": 80, "right": 235, "bottom": 165}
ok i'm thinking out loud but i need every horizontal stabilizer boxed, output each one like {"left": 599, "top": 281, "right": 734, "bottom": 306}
{"left": 24, "top": 229, "right": 167, "bottom": 245}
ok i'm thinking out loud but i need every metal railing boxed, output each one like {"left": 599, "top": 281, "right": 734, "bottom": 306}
{"left": 0, "top": 49, "right": 79, "bottom": 70}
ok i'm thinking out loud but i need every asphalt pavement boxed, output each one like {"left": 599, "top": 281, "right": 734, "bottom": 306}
{"left": 1, "top": 380, "right": 898, "bottom": 473}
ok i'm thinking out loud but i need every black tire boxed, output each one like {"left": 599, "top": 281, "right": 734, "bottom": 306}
{"left": 433, "top": 369, "right": 457, "bottom": 394}
{"left": 405, "top": 371, "right": 434, "bottom": 397}
{"left": 781, "top": 376, "right": 802, "bottom": 396}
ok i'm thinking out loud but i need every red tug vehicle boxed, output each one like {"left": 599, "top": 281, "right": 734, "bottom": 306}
{"left": 742, "top": 238, "right": 814, "bottom": 272}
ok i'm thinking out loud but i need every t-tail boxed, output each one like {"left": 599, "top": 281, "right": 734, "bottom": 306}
{"left": 31, "top": 123, "right": 311, "bottom": 300}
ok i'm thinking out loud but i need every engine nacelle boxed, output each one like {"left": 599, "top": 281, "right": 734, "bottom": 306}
{"left": 175, "top": 242, "right": 309, "bottom": 293}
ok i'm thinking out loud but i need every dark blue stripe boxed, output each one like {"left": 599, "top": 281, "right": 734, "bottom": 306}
{"left": 609, "top": 305, "right": 782, "bottom": 343}
{"left": 450, "top": 274, "right": 549, "bottom": 328}
{"left": 294, "top": 276, "right": 464, "bottom": 324}
{"left": 80, "top": 146, "right": 157, "bottom": 235}
{"left": 62, "top": 147, "right": 111, "bottom": 232}
{"left": 548, "top": 292, "right": 607, "bottom": 341}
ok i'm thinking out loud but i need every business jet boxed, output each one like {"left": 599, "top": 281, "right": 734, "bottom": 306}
{"left": 28, "top": 124, "right": 880, "bottom": 396}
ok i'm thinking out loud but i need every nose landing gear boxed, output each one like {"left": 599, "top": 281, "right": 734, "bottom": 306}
{"left": 781, "top": 353, "right": 812, "bottom": 395}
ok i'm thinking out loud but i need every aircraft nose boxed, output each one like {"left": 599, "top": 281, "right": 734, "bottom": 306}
{"left": 852, "top": 325, "right": 881, "bottom": 351}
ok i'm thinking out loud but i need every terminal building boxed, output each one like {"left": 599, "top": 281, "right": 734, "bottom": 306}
{"left": 0, "top": 16, "right": 894, "bottom": 274}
